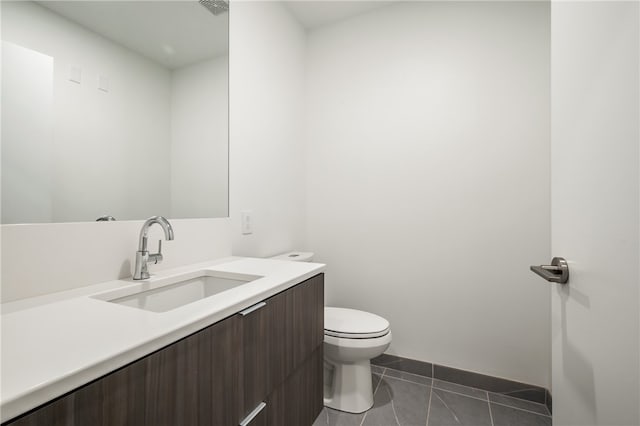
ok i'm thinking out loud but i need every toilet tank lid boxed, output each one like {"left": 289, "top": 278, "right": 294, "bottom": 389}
{"left": 270, "top": 251, "right": 314, "bottom": 262}
{"left": 324, "top": 307, "right": 390, "bottom": 335}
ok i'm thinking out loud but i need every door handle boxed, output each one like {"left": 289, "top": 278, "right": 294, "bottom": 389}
{"left": 530, "top": 257, "right": 569, "bottom": 284}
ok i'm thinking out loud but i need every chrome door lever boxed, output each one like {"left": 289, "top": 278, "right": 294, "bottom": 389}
{"left": 530, "top": 257, "right": 569, "bottom": 284}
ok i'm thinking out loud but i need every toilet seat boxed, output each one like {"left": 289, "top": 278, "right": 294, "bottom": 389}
{"left": 324, "top": 328, "right": 390, "bottom": 339}
{"left": 324, "top": 307, "right": 390, "bottom": 339}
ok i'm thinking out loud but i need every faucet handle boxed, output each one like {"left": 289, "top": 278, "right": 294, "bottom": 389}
{"left": 149, "top": 240, "right": 164, "bottom": 265}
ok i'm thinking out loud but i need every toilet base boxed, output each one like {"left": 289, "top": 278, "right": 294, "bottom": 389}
{"left": 324, "top": 359, "right": 374, "bottom": 414}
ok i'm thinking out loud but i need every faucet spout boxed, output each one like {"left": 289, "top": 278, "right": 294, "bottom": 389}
{"left": 134, "top": 216, "right": 174, "bottom": 280}
{"left": 138, "top": 216, "right": 174, "bottom": 251}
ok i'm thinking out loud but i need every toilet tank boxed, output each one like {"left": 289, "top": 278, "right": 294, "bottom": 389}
{"left": 270, "top": 251, "right": 314, "bottom": 262}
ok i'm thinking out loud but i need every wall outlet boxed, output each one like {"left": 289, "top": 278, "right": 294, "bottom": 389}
{"left": 241, "top": 210, "right": 253, "bottom": 235}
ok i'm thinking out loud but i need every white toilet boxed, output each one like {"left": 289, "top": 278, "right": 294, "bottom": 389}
{"left": 271, "top": 252, "right": 392, "bottom": 414}
{"left": 323, "top": 307, "right": 391, "bottom": 413}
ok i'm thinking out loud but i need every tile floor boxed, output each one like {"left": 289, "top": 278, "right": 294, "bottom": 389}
{"left": 313, "top": 366, "right": 552, "bottom": 426}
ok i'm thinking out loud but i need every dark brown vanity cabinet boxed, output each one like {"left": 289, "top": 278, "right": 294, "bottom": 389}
{"left": 240, "top": 273, "right": 324, "bottom": 424}
{"left": 5, "top": 273, "right": 324, "bottom": 426}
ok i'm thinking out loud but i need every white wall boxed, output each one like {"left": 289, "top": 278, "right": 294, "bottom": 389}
{"left": 551, "top": 2, "right": 639, "bottom": 424}
{"left": 1, "top": 1, "right": 172, "bottom": 223}
{"left": 0, "top": 218, "right": 232, "bottom": 303}
{"left": 171, "top": 55, "right": 229, "bottom": 219}
{"left": 305, "top": 2, "right": 551, "bottom": 387}
{"left": 1, "top": 41, "right": 54, "bottom": 224}
{"left": 229, "top": 1, "right": 307, "bottom": 257}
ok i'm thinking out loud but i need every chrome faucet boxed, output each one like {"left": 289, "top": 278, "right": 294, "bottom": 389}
{"left": 133, "top": 216, "right": 174, "bottom": 280}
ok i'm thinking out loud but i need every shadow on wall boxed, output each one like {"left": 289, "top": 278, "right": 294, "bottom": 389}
{"left": 119, "top": 259, "right": 132, "bottom": 279}
{"left": 559, "top": 285, "right": 596, "bottom": 419}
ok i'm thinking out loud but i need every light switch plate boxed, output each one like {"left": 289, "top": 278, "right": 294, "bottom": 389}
{"left": 241, "top": 210, "right": 253, "bottom": 235}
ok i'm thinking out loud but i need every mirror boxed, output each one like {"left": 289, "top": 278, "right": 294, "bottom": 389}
{"left": 1, "top": 1, "right": 229, "bottom": 224}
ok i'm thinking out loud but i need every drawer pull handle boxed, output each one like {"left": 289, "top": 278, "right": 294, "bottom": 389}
{"left": 239, "top": 401, "right": 267, "bottom": 426}
{"left": 239, "top": 302, "right": 266, "bottom": 316}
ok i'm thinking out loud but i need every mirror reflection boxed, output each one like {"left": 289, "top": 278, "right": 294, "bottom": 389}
{"left": 1, "top": 1, "right": 229, "bottom": 224}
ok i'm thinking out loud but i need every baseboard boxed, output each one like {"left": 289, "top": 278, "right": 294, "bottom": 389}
{"left": 372, "top": 353, "right": 552, "bottom": 413}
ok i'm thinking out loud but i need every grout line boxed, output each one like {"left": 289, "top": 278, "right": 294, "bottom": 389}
{"left": 382, "top": 366, "right": 434, "bottom": 380}
{"left": 358, "top": 411, "right": 367, "bottom": 426}
{"left": 425, "top": 384, "right": 433, "bottom": 426}
{"left": 432, "top": 378, "right": 488, "bottom": 394}
{"left": 387, "top": 386, "right": 401, "bottom": 426}
{"left": 360, "top": 369, "right": 385, "bottom": 426}
{"left": 488, "top": 393, "right": 550, "bottom": 411}
{"left": 501, "top": 387, "right": 544, "bottom": 397}
{"left": 431, "top": 387, "right": 488, "bottom": 403}
{"left": 359, "top": 408, "right": 368, "bottom": 426}
{"left": 378, "top": 364, "right": 433, "bottom": 380}
{"left": 434, "top": 378, "right": 546, "bottom": 408}
{"left": 374, "top": 371, "right": 385, "bottom": 394}
{"left": 490, "top": 401, "right": 552, "bottom": 418}
{"left": 487, "top": 392, "right": 495, "bottom": 426}
{"left": 372, "top": 367, "right": 387, "bottom": 378}
{"left": 383, "top": 374, "right": 432, "bottom": 388}
{"left": 433, "top": 389, "right": 461, "bottom": 424}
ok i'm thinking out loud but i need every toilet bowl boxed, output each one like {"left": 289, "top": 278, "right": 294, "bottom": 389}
{"left": 270, "top": 252, "right": 392, "bottom": 414}
{"left": 323, "top": 307, "right": 391, "bottom": 413}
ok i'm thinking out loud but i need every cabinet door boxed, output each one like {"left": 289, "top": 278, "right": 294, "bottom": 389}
{"left": 266, "top": 346, "right": 324, "bottom": 426}
{"left": 290, "top": 274, "right": 324, "bottom": 368}
{"left": 145, "top": 314, "right": 241, "bottom": 426}
{"left": 5, "top": 315, "right": 241, "bottom": 426}
{"left": 242, "top": 273, "right": 324, "bottom": 424}
{"left": 240, "top": 289, "right": 290, "bottom": 418}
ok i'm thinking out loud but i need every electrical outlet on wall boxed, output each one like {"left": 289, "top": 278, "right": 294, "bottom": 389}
{"left": 241, "top": 210, "right": 253, "bottom": 235}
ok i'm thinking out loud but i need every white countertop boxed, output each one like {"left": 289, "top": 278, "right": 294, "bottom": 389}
{"left": 0, "top": 257, "right": 325, "bottom": 423}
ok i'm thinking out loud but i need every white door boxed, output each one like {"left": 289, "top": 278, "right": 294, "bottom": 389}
{"left": 550, "top": 1, "right": 639, "bottom": 425}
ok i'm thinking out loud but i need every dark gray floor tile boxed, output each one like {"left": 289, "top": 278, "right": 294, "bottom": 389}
{"left": 427, "top": 388, "right": 492, "bottom": 426}
{"left": 361, "top": 377, "right": 399, "bottom": 426}
{"left": 372, "top": 354, "right": 432, "bottom": 378}
{"left": 371, "top": 365, "right": 385, "bottom": 375}
{"left": 490, "top": 403, "right": 552, "bottom": 426}
{"left": 433, "top": 365, "right": 545, "bottom": 404}
{"left": 363, "top": 377, "right": 430, "bottom": 426}
{"left": 489, "top": 393, "right": 550, "bottom": 416}
{"left": 312, "top": 407, "right": 365, "bottom": 426}
{"left": 372, "top": 372, "right": 382, "bottom": 391}
{"left": 432, "top": 379, "right": 487, "bottom": 400}
{"left": 384, "top": 368, "right": 432, "bottom": 386}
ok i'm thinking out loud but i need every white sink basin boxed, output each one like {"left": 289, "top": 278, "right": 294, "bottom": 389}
{"left": 93, "top": 271, "right": 262, "bottom": 313}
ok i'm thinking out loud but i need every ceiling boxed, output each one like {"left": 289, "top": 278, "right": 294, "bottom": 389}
{"left": 38, "top": 1, "right": 228, "bottom": 70}
{"left": 284, "top": 1, "right": 394, "bottom": 30}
